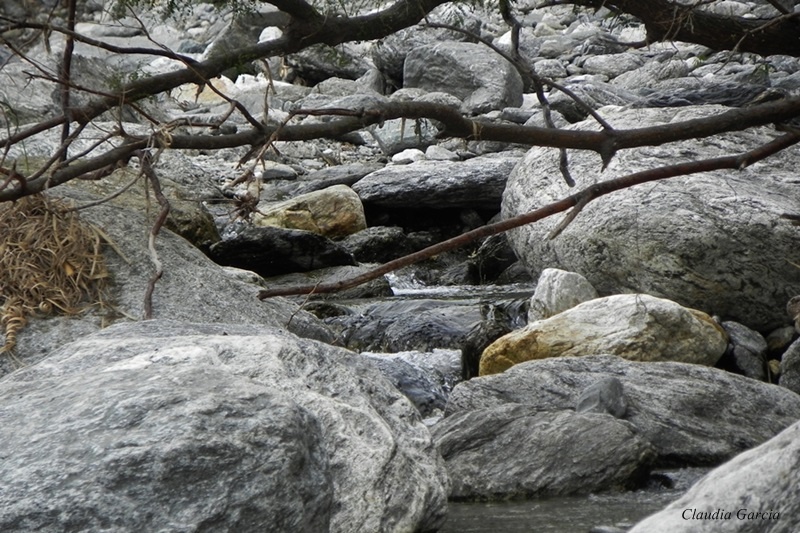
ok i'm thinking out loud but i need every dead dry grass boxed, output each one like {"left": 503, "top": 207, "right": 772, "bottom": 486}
{"left": 0, "top": 193, "right": 109, "bottom": 355}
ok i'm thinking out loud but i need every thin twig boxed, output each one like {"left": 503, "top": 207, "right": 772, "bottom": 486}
{"left": 138, "top": 151, "right": 170, "bottom": 319}
{"left": 58, "top": 0, "right": 77, "bottom": 162}
{"left": 258, "top": 132, "right": 800, "bottom": 299}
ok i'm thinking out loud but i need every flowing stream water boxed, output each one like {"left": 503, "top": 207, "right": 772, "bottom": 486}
{"left": 439, "top": 467, "right": 708, "bottom": 532}
{"left": 379, "top": 275, "right": 713, "bottom": 532}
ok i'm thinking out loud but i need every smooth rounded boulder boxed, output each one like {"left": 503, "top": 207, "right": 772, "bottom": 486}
{"left": 253, "top": 184, "right": 367, "bottom": 239}
{"left": 502, "top": 105, "right": 800, "bottom": 331}
{"left": 480, "top": 294, "right": 727, "bottom": 376}
{"left": 433, "top": 405, "right": 655, "bottom": 500}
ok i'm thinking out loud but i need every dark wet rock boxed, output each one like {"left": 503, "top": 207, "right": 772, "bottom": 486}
{"left": 340, "top": 226, "right": 414, "bottom": 263}
{"left": 301, "top": 301, "right": 353, "bottom": 321}
{"left": 576, "top": 377, "right": 628, "bottom": 418}
{"left": 779, "top": 338, "right": 800, "bottom": 396}
{"left": 353, "top": 155, "right": 521, "bottom": 210}
{"left": 639, "top": 81, "right": 771, "bottom": 108}
{"left": 363, "top": 354, "right": 449, "bottom": 417}
{"left": 718, "top": 321, "right": 768, "bottom": 381}
{"left": 446, "top": 355, "right": 800, "bottom": 466}
{"left": 208, "top": 226, "right": 357, "bottom": 277}
{"left": 496, "top": 262, "right": 534, "bottom": 284}
{"left": 364, "top": 349, "right": 462, "bottom": 398}
{"left": 438, "top": 261, "right": 480, "bottom": 286}
{"left": 472, "top": 234, "right": 520, "bottom": 284}
{"left": 433, "top": 405, "right": 655, "bottom": 500}
{"left": 326, "top": 300, "right": 483, "bottom": 353}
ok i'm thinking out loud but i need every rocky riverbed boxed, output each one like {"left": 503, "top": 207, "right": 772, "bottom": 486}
{"left": 2, "top": 0, "right": 800, "bottom": 532}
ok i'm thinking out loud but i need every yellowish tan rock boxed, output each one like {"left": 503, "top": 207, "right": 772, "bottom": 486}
{"left": 253, "top": 184, "right": 367, "bottom": 239}
{"left": 480, "top": 294, "right": 728, "bottom": 376}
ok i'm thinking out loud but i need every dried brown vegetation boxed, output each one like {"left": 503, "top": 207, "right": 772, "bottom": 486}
{"left": 0, "top": 194, "right": 109, "bottom": 354}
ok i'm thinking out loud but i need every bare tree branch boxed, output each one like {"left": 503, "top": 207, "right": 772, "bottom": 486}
{"left": 139, "top": 151, "right": 170, "bottom": 320}
{"left": 564, "top": 0, "right": 800, "bottom": 57}
{"left": 0, "top": 17, "right": 199, "bottom": 65}
{"left": 3, "top": 92, "right": 800, "bottom": 202}
{"left": 258, "top": 131, "right": 800, "bottom": 299}
{"left": 58, "top": 0, "right": 77, "bottom": 161}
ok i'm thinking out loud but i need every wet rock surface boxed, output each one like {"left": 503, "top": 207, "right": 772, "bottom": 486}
{"left": 433, "top": 405, "right": 655, "bottom": 500}
{"left": 208, "top": 226, "right": 358, "bottom": 277}
{"left": 446, "top": 355, "right": 800, "bottom": 466}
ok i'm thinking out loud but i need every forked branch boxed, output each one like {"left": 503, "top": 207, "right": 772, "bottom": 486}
{"left": 258, "top": 131, "right": 800, "bottom": 299}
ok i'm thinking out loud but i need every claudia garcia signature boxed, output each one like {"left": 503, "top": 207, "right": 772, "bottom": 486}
{"left": 682, "top": 508, "right": 781, "bottom": 521}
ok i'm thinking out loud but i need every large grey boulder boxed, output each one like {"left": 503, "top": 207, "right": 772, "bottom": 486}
{"left": 0, "top": 321, "right": 450, "bottom": 533}
{"left": 326, "top": 299, "right": 483, "bottom": 353}
{"left": 372, "top": 4, "right": 484, "bottom": 86}
{"left": 502, "top": 105, "right": 800, "bottom": 331}
{"left": 403, "top": 42, "right": 524, "bottom": 115}
{"left": 433, "top": 405, "right": 655, "bottom": 500}
{"left": 445, "top": 355, "right": 800, "bottom": 465}
{"left": 629, "top": 420, "right": 800, "bottom": 533}
{"left": 353, "top": 154, "right": 521, "bottom": 210}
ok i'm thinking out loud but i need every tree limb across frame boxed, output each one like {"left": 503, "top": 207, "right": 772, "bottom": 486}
{"left": 2, "top": 0, "right": 800, "bottom": 303}
{"left": 560, "top": 0, "right": 800, "bottom": 57}
{"left": 258, "top": 131, "right": 800, "bottom": 299}
{"left": 2, "top": 0, "right": 800, "bottom": 203}
{"left": 2, "top": 92, "right": 800, "bottom": 202}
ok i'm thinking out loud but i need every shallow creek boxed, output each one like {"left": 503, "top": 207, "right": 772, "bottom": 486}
{"left": 440, "top": 467, "right": 707, "bottom": 532}
{"left": 375, "top": 277, "right": 708, "bottom": 532}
